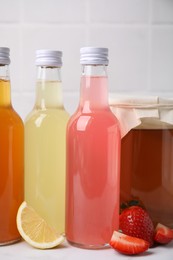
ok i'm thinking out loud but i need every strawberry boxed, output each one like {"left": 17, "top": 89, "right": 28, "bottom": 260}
{"left": 154, "top": 223, "right": 173, "bottom": 244}
{"left": 120, "top": 199, "right": 145, "bottom": 213}
{"left": 110, "top": 231, "right": 149, "bottom": 255}
{"left": 119, "top": 206, "right": 154, "bottom": 247}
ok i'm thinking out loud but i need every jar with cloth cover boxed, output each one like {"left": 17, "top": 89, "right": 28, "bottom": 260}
{"left": 110, "top": 95, "right": 173, "bottom": 228}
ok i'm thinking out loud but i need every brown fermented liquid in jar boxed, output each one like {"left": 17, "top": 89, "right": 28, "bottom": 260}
{"left": 120, "top": 128, "right": 173, "bottom": 228}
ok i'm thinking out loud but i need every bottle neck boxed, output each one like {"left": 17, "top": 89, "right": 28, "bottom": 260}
{"left": 79, "top": 65, "right": 109, "bottom": 112}
{"left": 0, "top": 65, "right": 11, "bottom": 107}
{"left": 35, "top": 66, "right": 63, "bottom": 109}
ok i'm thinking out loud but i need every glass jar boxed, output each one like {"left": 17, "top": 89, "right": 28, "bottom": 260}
{"left": 110, "top": 95, "right": 173, "bottom": 228}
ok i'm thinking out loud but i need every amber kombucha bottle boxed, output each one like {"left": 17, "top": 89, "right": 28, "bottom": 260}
{"left": 0, "top": 47, "right": 24, "bottom": 245}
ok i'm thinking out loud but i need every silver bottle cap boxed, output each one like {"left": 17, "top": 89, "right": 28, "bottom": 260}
{"left": 0, "top": 47, "right": 10, "bottom": 65}
{"left": 35, "top": 49, "right": 62, "bottom": 67}
{"left": 80, "top": 47, "right": 109, "bottom": 65}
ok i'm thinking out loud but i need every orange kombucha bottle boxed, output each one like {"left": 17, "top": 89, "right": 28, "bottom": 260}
{"left": 0, "top": 47, "right": 24, "bottom": 245}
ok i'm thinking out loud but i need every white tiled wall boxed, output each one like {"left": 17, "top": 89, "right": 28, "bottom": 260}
{"left": 0, "top": 0, "right": 173, "bottom": 119}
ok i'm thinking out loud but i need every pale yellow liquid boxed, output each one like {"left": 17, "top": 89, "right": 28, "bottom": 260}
{"left": 25, "top": 81, "right": 69, "bottom": 234}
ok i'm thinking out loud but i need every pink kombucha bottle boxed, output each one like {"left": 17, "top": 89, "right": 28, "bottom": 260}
{"left": 66, "top": 47, "right": 121, "bottom": 248}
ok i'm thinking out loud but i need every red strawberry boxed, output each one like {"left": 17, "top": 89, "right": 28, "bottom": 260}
{"left": 154, "top": 223, "right": 173, "bottom": 244}
{"left": 119, "top": 206, "right": 154, "bottom": 247}
{"left": 110, "top": 231, "right": 149, "bottom": 255}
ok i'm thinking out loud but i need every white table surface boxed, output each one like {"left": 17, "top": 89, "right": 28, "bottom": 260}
{"left": 0, "top": 239, "right": 173, "bottom": 260}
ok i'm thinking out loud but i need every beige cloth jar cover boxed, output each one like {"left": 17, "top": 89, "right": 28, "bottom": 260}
{"left": 109, "top": 95, "right": 173, "bottom": 138}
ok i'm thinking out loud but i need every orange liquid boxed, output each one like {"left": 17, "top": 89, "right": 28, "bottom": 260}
{"left": 0, "top": 80, "right": 24, "bottom": 245}
{"left": 120, "top": 129, "right": 173, "bottom": 227}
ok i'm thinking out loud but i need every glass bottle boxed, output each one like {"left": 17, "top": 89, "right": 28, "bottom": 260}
{"left": 0, "top": 47, "right": 24, "bottom": 245}
{"left": 66, "top": 47, "right": 121, "bottom": 248}
{"left": 25, "top": 50, "right": 69, "bottom": 234}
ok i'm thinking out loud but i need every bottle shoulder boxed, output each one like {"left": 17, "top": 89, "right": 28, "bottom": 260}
{"left": 0, "top": 106, "right": 24, "bottom": 127}
{"left": 69, "top": 107, "right": 119, "bottom": 121}
{"left": 68, "top": 108, "right": 120, "bottom": 129}
{"left": 25, "top": 108, "right": 69, "bottom": 126}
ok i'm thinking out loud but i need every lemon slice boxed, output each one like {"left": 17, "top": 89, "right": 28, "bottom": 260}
{"left": 16, "top": 201, "right": 65, "bottom": 249}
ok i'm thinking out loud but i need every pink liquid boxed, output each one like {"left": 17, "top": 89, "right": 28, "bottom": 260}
{"left": 66, "top": 76, "right": 121, "bottom": 248}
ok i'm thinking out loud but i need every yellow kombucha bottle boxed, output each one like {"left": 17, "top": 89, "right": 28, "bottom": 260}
{"left": 25, "top": 50, "right": 69, "bottom": 234}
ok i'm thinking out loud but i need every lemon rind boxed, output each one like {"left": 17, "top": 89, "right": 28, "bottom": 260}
{"left": 16, "top": 201, "right": 65, "bottom": 249}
